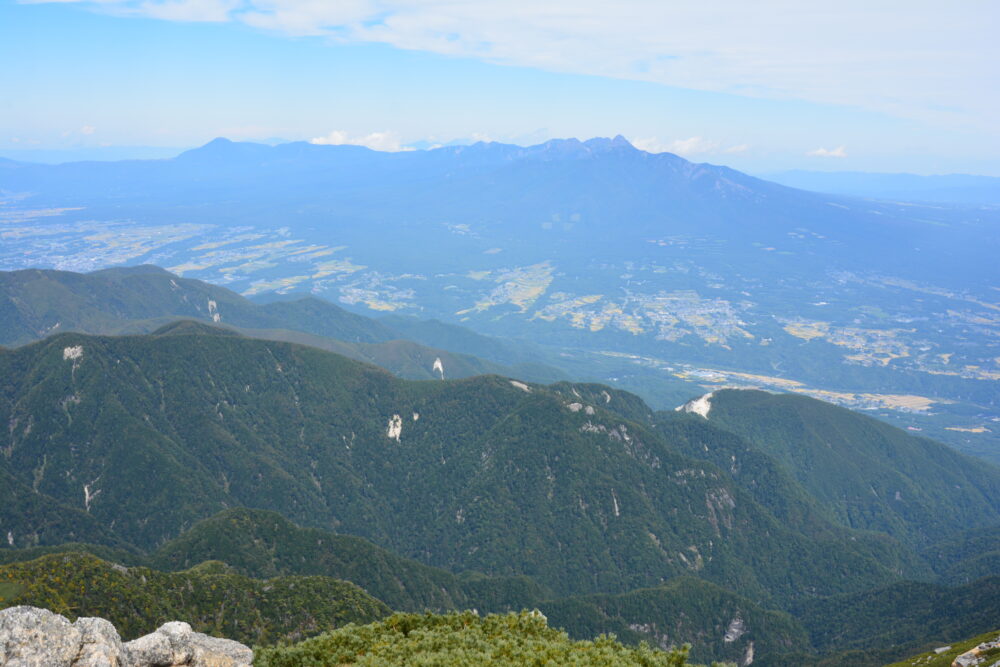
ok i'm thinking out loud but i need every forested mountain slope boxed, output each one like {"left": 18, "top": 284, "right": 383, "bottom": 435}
{"left": 148, "top": 508, "right": 552, "bottom": 613}
{"left": 0, "top": 265, "right": 393, "bottom": 347}
{"left": 0, "top": 326, "right": 918, "bottom": 604}
{"left": 678, "top": 389, "right": 1000, "bottom": 546}
{"left": 792, "top": 576, "right": 1000, "bottom": 660}
{"left": 0, "top": 266, "right": 567, "bottom": 384}
{"left": 4, "top": 507, "right": 998, "bottom": 666}
{"left": 886, "top": 627, "right": 1000, "bottom": 667}
{"left": 0, "top": 552, "right": 389, "bottom": 644}
{"left": 0, "top": 508, "right": 800, "bottom": 664}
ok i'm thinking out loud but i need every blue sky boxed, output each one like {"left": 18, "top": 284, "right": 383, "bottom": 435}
{"left": 1, "top": 0, "right": 998, "bottom": 174}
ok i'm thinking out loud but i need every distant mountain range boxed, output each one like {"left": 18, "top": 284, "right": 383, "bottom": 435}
{"left": 4, "top": 136, "right": 994, "bottom": 281}
{"left": 764, "top": 170, "right": 1000, "bottom": 206}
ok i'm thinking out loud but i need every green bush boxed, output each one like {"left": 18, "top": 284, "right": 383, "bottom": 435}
{"left": 254, "top": 610, "right": 696, "bottom": 667}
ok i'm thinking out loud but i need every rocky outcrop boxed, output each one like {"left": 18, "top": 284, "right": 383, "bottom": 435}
{"left": 76, "top": 617, "right": 128, "bottom": 667}
{"left": 952, "top": 633, "right": 1000, "bottom": 667}
{"left": 0, "top": 606, "right": 85, "bottom": 666}
{"left": 124, "top": 621, "right": 252, "bottom": 667}
{"left": 0, "top": 606, "right": 252, "bottom": 667}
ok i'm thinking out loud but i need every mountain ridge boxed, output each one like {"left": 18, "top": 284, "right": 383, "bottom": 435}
{"left": 0, "top": 266, "right": 566, "bottom": 384}
{"left": 0, "top": 327, "right": 925, "bottom": 604}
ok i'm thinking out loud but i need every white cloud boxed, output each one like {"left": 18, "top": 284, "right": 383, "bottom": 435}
{"left": 310, "top": 130, "right": 412, "bottom": 152}
{"left": 665, "top": 136, "right": 720, "bottom": 156}
{"left": 632, "top": 136, "right": 715, "bottom": 155}
{"left": 27, "top": 1, "right": 998, "bottom": 129}
{"left": 80, "top": 125, "right": 97, "bottom": 135}
{"left": 806, "top": 146, "right": 848, "bottom": 158}
{"left": 632, "top": 136, "right": 748, "bottom": 157}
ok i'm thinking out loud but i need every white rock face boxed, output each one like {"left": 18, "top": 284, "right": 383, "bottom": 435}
{"left": 386, "top": 414, "right": 403, "bottom": 442}
{"left": 207, "top": 299, "right": 221, "bottom": 323}
{"left": 510, "top": 380, "right": 531, "bottom": 393}
{"left": 724, "top": 615, "right": 747, "bottom": 642}
{"left": 567, "top": 402, "right": 583, "bottom": 412}
{"left": 432, "top": 357, "right": 445, "bottom": 379}
{"left": 676, "top": 392, "right": 714, "bottom": 418}
{"left": 83, "top": 480, "right": 102, "bottom": 512}
{"left": 63, "top": 346, "right": 84, "bottom": 361}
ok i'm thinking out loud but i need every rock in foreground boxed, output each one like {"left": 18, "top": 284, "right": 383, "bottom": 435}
{"left": 0, "top": 606, "right": 252, "bottom": 667}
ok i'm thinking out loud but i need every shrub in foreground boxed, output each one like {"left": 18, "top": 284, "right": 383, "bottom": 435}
{"left": 254, "top": 610, "right": 698, "bottom": 667}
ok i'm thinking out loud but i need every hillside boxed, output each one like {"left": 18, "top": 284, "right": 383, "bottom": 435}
{"left": 681, "top": 389, "right": 1000, "bottom": 546}
{"left": 151, "top": 508, "right": 803, "bottom": 663}
{"left": 539, "top": 577, "right": 806, "bottom": 665}
{"left": 3, "top": 326, "right": 999, "bottom": 663}
{"left": 0, "top": 466, "right": 129, "bottom": 550}
{"left": 921, "top": 526, "right": 1000, "bottom": 584}
{"left": 0, "top": 326, "right": 920, "bottom": 607}
{"left": 0, "top": 508, "right": 802, "bottom": 663}
{"left": 0, "top": 552, "right": 389, "bottom": 644}
{"left": 792, "top": 576, "right": 1000, "bottom": 660}
{"left": 658, "top": 414, "right": 856, "bottom": 537}
{"left": 886, "top": 627, "right": 1000, "bottom": 667}
{"left": 4, "top": 511, "right": 998, "bottom": 665}
{"left": 0, "top": 265, "right": 394, "bottom": 348}
{"left": 148, "top": 508, "right": 552, "bottom": 614}
{"left": 0, "top": 266, "right": 565, "bottom": 384}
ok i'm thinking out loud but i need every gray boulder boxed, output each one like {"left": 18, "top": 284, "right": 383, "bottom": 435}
{"left": 124, "top": 621, "right": 253, "bottom": 667}
{"left": 0, "top": 606, "right": 252, "bottom": 667}
{"left": 75, "top": 617, "right": 129, "bottom": 667}
{"left": 121, "top": 631, "right": 174, "bottom": 667}
{"left": 0, "top": 606, "right": 125, "bottom": 667}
